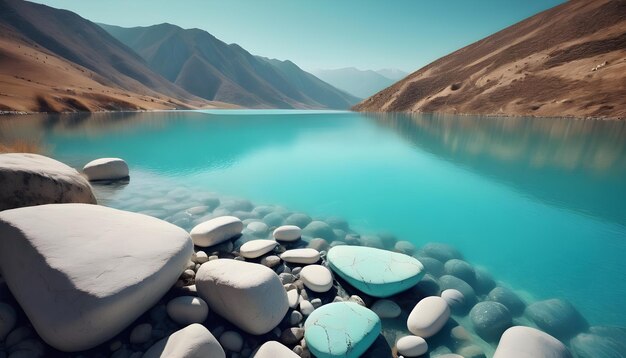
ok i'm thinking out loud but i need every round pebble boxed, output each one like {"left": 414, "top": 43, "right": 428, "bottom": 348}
{"left": 290, "top": 310, "right": 303, "bottom": 325}
{"left": 396, "top": 335, "right": 428, "bottom": 357}
{"left": 273, "top": 225, "right": 302, "bottom": 242}
{"left": 129, "top": 323, "right": 152, "bottom": 345}
{"left": 281, "top": 327, "right": 305, "bottom": 345}
{"left": 371, "top": 299, "right": 402, "bottom": 318}
{"left": 299, "top": 300, "right": 315, "bottom": 316}
{"left": 220, "top": 331, "right": 244, "bottom": 352}
{"left": 470, "top": 301, "right": 513, "bottom": 341}
{"left": 441, "top": 289, "right": 465, "bottom": 310}
{"left": 166, "top": 296, "right": 209, "bottom": 325}
{"left": 239, "top": 239, "right": 277, "bottom": 259}
{"left": 300, "top": 265, "right": 333, "bottom": 292}
{"left": 261, "top": 255, "right": 281, "bottom": 268}
{"left": 194, "top": 251, "right": 209, "bottom": 264}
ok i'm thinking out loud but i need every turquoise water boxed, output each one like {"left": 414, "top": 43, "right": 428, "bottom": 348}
{"left": 1, "top": 110, "right": 625, "bottom": 330}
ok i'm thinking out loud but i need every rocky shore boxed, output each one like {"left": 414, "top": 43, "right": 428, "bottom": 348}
{"left": 0, "top": 153, "right": 624, "bottom": 358}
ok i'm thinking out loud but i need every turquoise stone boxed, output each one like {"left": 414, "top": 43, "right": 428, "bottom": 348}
{"left": 304, "top": 302, "right": 381, "bottom": 358}
{"left": 327, "top": 246, "right": 425, "bottom": 297}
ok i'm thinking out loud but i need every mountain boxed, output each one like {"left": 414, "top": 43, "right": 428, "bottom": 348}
{"left": 354, "top": 0, "right": 626, "bottom": 119}
{"left": 0, "top": 0, "right": 222, "bottom": 112}
{"left": 374, "top": 69, "right": 408, "bottom": 81}
{"left": 100, "top": 23, "right": 359, "bottom": 109}
{"left": 311, "top": 67, "right": 399, "bottom": 99}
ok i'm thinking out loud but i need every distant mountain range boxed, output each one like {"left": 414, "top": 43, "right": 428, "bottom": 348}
{"left": 0, "top": 0, "right": 221, "bottom": 112}
{"left": 99, "top": 23, "right": 359, "bottom": 109}
{"left": 0, "top": 0, "right": 358, "bottom": 112}
{"left": 355, "top": 0, "right": 626, "bottom": 119}
{"left": 312, "top": 67, "right": 408, "bottom": 99}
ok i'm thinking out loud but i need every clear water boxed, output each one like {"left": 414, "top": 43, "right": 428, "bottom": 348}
{"left": 1, "top": 110, "right": 625, "bottom": 331}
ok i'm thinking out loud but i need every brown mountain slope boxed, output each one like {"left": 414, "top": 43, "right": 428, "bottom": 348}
{"left": 354, "top": 0, "right": 626, "bottom": 119}
{"left": 0, "top": 0, "right": 224, "bottom": 112}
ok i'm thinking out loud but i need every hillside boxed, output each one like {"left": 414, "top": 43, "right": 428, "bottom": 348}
{"left": 312, "top": 67, "right": 403, "bottom": 99}
{"left": 100, "top": 23, "right": 359, "bottom": 109}
{"left": 0, "top": 0, "right": 223, "bottom": 112}
{"left": 354, "top": 0, "right": 626, "bottom": 119}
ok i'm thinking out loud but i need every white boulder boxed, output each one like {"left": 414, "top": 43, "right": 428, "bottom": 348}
{"left": 300, "top": 265, "right": 333, "bottom": 292}
{"left": 0, "top": 204, "right": 193, "bottom": 352}
{"left": 0, "top": 153, "right": 96, "bottom": 210}
{"left": 190, "top": 216, "right": 243, "bottom": 247}
{"left": 252, "top": 341, "right": 300, "bottom": 358}
{"left": 239, "top": 240, "right": 277, "bottom": 259}
{"left": 195, "top": 259, "right": 289, "bottom": 335}
{"left": 82, "top": 157, "right": 129, "bottom": 181}
{"left": 493, "top": 326, "right": 571, "bottom": 358}
{"left": 407, "top": 296, "right": 451, "bottom": 338}
{"left": 396, "top": 335, "right": 428, "bottom": 357}
{"left": 273, "top": 225, "right": 302, "bottom": 242}
{"left": 280, "top": 248, "right": 320, "bottom": 264}
{"left": 166, "top": 296, "right": 209, "bottom": 325}
{"left": 144, "top": 323, "right": 225, "bottom": 358}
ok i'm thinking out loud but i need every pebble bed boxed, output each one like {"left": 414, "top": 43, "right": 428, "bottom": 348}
{"left": 0, "top": 178, "right": 619, "bottom": 358}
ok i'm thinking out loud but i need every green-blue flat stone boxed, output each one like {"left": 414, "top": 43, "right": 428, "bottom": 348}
{"left": 304, "top": 302, "right": 381, "bottom": 358}
{"left": 327, "top": 246, "right": 425, "bottom": 297}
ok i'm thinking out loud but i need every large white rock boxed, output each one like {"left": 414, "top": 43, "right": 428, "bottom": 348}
{"left": 195, "top": 259, "right": 289, "bottom": 335}
{"left": 0, "top": 204, "right": 193, "bottom": 352}
{"left": 190, "top": 216, "right": 243, "bottom": 247}
{"left": 144, "top": 323, "right": 225, "bottom": 358}
{"left": 407, "top": 296, "right": 451, "bottom": 338}
{"left": 396, "top": 335, "right": 428, "bottom": 357}
{"left": 300, "top": 265, "right": 333, "bottom": 293}
{"left": 493, "top": 326, "right": 571, "bottom": 358}
{"left": 0, "top": 153, "right": 96, "bottom": 210}
{"left": 280, "top": 248, "right": 320, "bottom": 264}
{"left": 166, "top": 296, "right": 209, "bottom": 325}
{"left": 239, "top": 240, "right": 277, "bottom": 259}
{"left": 273, "top": 225, "right": 302, "bottom": 242}
{"left": 252, "top": 341, "right": 299, "bottom": 358}
{"left": 82, "top": 158, "right": 129, "bottom": 181}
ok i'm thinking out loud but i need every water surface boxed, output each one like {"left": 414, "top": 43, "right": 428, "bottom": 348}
{"left": 1, "top": 110, "right": 625, "bottom": 328}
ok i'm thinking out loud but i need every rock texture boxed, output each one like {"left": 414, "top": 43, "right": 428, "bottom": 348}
{"left": 327, "top": 246, "right": 424, "bottom": 297}
{"left": 0, "top": 203, "right": 193, "bottom": 351}
{"left": 304, "top": 302, "right": 381, "bottom": 358}
{"left": 493, "top": 326, "right": 571, "bottom": 358}
{"left": 190, "top": 216, "right": 243, "bottom": 247}
{"left": 0, "top": 153, "right": 96, "bottom": 211}
{"left": 195, "top": 259, "right": 288, "bottom": 335}
{"left": 354, "top": 0, "right": 626, "bottom": 119}
{"left": 82, "top": 158, "right": 129, "bottom": 181}
{"left": 144, "top": 323, "right": 225, "bottom": 358}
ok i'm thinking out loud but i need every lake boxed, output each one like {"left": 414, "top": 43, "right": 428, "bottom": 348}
{"left": 1, "top": 109, "right": 625, "bottom": 341}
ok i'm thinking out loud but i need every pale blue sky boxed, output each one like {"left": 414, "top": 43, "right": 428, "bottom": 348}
{"left": 32, "top": 0, "right": 565, "bottom": 72}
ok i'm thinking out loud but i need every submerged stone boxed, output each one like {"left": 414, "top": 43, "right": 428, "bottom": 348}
{"left": 487, "top": 286, "right": 526, "bottom": 316}
{"left": 302, "top": 221, "right": 336, "bottom": 241}
{"left": 438, "top": 275, "right": 477, "bottom": 306}
{"left": 407, "top": 296, "right": 451, "bottom": 338}
{"left": 304, "top": 302, "right": 381, "bottom": 358}
{"left": 469, "top": 301, "right": 512, "bottom": 342}
{"left": 327, "top": 246, "right": 425, "bottom": 298}
{"left": 570, "top": 326, "right": 626, "bottom": 358}
{"left": 419, "top": 243, "right": 462, "bottom": 262}
{"left": 526, "top": 298, "right": 588, "bottom": 340}
{"left": 493, "top": 326, "right": 571, "bottom": 358}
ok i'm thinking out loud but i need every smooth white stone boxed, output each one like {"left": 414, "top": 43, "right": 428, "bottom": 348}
{"left": 190, "top": 216, "right": 243, "bottom": 247}
{"left": 166, "top": 296, "right": 209, "bottom": 325}
{"left": 299, "top": 300, "right": 315, "bottom": 316}
{"left": 407, "top": 296, "right": 451, "bottom": 338}
{"left": 371, "top": 299, "right": 402, "bottom": 318}
{"left": 300, "top": 265, "right": 333, "bottom": 293}
{"left": 280, "top": 248, "right": 320, "bottom": 264}
{"left": 273, "top": 225, "right": 302, "bottom": 242}
{"left": 83, "top": 157, "right": 129, "bottom": 181}
{"left": 196, "top": 259, "right": 289, "bottom": 335}
{"left": 239, "top": 240, "right": 277, "bottom": 259}
{"left": 396, "top": 335, "right": 428, "bottom": 357}
{"left": 287, "top": 289, "right": 300, "bottom": 309}
{"left": 220, "top": 331, "right": 244, "bottom": 352}
{"left": 0, "top": 153, "right": 96, "bottom": 210}
{"left": 247, "top": 221, "right": 269, "bottom": 235}
{"left": 0, "top": 204, "right": 193, "bottom": 352}
{"left": 441, "top": 289, "right": 465, "bottom": 308}
{"left": 194, "top": 251, "right": 209, "bottom": 264}
{"left": 494, "top": 326, "right": 571, "bottom": 358}
{"left": 252, "top": 341, "right": 300, "bottom": 358}
{"left": 144, "top": 323, "right": 225, "bottom": 358}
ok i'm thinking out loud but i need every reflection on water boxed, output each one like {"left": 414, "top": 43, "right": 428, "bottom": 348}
{"left": 1, "top": 110, "right": 626, "bottom": 331}
{"left": 369, "top": 113, "right": 626, "bottom": 226}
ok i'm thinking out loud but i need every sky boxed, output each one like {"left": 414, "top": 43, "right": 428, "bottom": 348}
{"left": 32, "top": 0, "right": 565, "bottom": 73}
